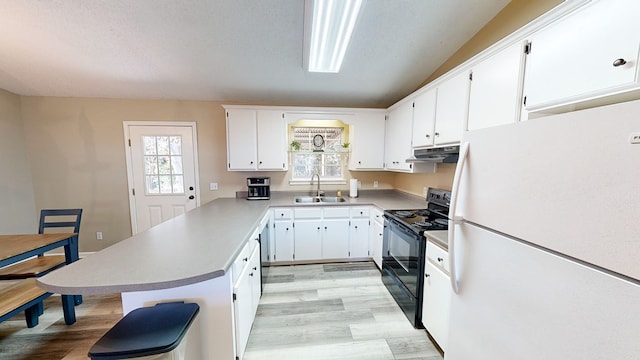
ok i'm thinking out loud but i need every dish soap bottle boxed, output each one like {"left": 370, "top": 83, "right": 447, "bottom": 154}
{"left": 336, "top": 190, "right": 342, "bottom": 198}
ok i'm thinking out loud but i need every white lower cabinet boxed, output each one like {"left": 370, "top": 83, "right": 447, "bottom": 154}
{"left": 271, "top": 206, "right": 372, "bottom": 262}
{"left": 273, "top": 209, "right": 294, "bottom": 262}
{"left": 322, "top": 218, "right": 350, "bottom": 259}
{"left": 369, "top": 208, "right": 384, "bottom": 268}
{"left": 233, "top": 240, "right": 261, "bottom": 360}
{"left": 294, "top": 220, "right": 323, "bottom": 260}
{"left": 421, "top": 241, "right": 451, "bottom": 352}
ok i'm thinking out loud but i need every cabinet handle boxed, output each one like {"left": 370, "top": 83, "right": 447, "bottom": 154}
{"left": 425, "top": 134, "right": 430, "bottom": 138}
{"left": 250, "top": 161, "right": 254, "bottom": 165}
{"left": 425, "top": 273, "right": 430, "bottom": 278}
{"left": 435, "top": 132, "right": 440, "bottom": 137}
{"left": 324, "top": 226, "right": 328, "bottom": 230}
{"left": 249, "top": 273, "right": 254, "bottom": 277}
{"left": 354, "top": 225, "right": 358, "bottom": 229}
{"left": 243, "top": 257, "right": 248, "bottom": 262}
{"left": 253, "top": 267, "right": 257, "bottom": 271}
{"left": 286, "top": 227, "right": 289, "bottom": 231}
{"left": 259, "top": 161, "right": 263, "bottom": 164}
{"left": 613, "top": 58, "right": 627, "bottom": 67}
{"left": 188, "top": 195, "right": 195, "bottom": 199}
{"left": 358, "top": 161, "right": 362, "bottom": 164}
{"left": 317, "top": 226, "right": 321, "bottom": 230}
{"left": 437, "top": 257, "right": 444, "bottom": 262}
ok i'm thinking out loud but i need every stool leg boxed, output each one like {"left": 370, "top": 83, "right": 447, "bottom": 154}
{"left": 61, "top": 295, "right": 76, "bottom": 325}
{"left": 25, "top": 304, "right": 40, "bottom": 328}
{"left": 36, "top": 300, "right": 44, "bottom": 315}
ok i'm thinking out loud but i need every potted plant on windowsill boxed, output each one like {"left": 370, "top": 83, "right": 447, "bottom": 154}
{"left": 341, "top": 142, "right": 350, "bottom": 152}
{"left": 290, "top": 140, "right": 301, "bottom": 151}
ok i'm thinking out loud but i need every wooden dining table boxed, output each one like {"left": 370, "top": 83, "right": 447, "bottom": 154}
{"left": 0, "top": 233, "right": 79, "bottom": 268}
{"left": 0, "top": 233, "right": 81, "bottom": 305}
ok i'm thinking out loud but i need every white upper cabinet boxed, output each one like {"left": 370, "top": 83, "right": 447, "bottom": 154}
{"left": 433, "top": 70, "right": 471, "bottom": 145}
{"left": 256, "top": 110, "right": 287, "bottom": 170}
{"left": 524, "top": 0, "right": 640, "bottom": 111}
{"left": 411, "top": 87, "right": 437, "bottom": 148}
{"left": 468, "top": 42, "right": 526, "bottom": 130}
{"left": 349, "top": 112, "right": 386, "bottom": 170}
{"left": 226, "top": 109, "right": 257, "bottom": 171}
{"left": 226, "top": 108, "right": 287, "bottom": 171}
{"left": 385, "top": 101, "right": 414, "bottom": 171}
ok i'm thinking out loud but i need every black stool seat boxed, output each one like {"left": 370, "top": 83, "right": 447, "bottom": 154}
{"left": 89, "top": 302, "right": 200, "bottom": 360}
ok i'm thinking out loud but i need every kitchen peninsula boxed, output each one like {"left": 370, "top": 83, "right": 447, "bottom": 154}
{"left": 37, "top": 190, "right": 428, "bottom": 360}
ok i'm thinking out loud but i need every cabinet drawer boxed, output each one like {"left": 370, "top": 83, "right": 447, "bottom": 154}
{"left": 232, "top": 241, "right": 253, "bottom": 285}
{"left": 371, "top": 207, "right": 384, "bottom": 225}
{"left": 273, "top": 208, "right": 293, "bottom": 220}
{"left": 294, "top": 208, "right": 322, "bottom": 219}
{"left": 323, "top": 207, "right": 350, "bottom": 218}
{"left": 350, "top": 207, "right": 370, "bottom": 218}
{"left": 426, "top": 241, "right": 449, "bottom": 273}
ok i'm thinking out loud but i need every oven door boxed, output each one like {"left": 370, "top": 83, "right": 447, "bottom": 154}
{"left": 383, "top": 217, "right": 424, "bottom": 298}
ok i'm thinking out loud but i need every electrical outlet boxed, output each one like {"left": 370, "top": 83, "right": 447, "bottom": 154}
{"left": 373, "top": 181, "right": 379, "bottom": 188}
{"left": 96, "top": 231, "right": 103, "bottom": 240}
{"left": 210, "top": 182, "right": 219, "bottom": 190}
{"left": 630, "top": 132, "right": 640, "bottom": 144}
{"left": 357, "top": 180, "right": 362, "bottom": 189}
{"left": 422, "top": 187, "right": 428, "bottom": 196}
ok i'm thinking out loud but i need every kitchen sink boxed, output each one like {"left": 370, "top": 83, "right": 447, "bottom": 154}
{"left": 294, "top": 196, "right": 321, "bottom": 203}
{"left": 293, "top": 196, "right": 346, "bottom": 203}
{"left": 319, "top": 196, "right": 346, "bottom": 203}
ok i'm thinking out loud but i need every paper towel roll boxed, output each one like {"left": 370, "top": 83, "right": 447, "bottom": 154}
{"left": 349, "top": 178, "right": 358, "bottom": 198}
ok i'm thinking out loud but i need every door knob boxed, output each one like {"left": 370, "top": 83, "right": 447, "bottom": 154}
{"left": 189, "top": 195, "right": 195, "bottom": 199}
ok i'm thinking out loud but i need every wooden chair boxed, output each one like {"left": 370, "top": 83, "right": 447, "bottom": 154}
{"left": 0, "top": 209, "right": 83, "bottom": 279}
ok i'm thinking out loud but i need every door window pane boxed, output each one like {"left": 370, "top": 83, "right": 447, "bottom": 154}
{"left": 141, "top": 135, "right": 185, "bottom": 194}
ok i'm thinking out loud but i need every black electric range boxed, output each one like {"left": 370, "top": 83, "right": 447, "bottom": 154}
{"left": 381, "top": 188, "right": 451, "bottom": 328}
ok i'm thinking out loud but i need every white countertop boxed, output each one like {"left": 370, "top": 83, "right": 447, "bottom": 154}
{"left": 38, "top": 190, "right": 426, "bottom": 295}
{"left": 424, "top": 230, "right": 449, "bottom": 250}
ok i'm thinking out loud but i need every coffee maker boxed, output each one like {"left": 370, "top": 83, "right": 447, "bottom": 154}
{"left": 247, "top": 177, "right": 270, "bottom": 200}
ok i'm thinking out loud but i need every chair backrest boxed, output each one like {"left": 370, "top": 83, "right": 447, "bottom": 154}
{"left": 38, "top": 209, "right": 83, "bottom": 234}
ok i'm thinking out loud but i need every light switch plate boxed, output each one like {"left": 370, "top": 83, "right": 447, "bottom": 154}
{"left": 210, "top": 182, "right": 218, "bottom": 190}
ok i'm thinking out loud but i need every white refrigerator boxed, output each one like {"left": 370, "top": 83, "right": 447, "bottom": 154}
{"left": 446, "top": 99, "right": 640, "bottom": 359}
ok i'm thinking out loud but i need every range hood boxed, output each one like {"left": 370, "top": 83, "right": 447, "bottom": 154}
{"left": 406, "top": 145, "right": 460, "bottom": 164}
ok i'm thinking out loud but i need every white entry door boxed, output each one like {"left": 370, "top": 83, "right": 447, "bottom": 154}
{"left": 124, "top": 122, "right": 200, "bottom": 234}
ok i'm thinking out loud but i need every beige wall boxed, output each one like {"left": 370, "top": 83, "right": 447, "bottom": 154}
{"left": 18, "top": 96, "right": 395, "bottom": 251}
{"left": 0, "top": 89, "right": 38, "bottom": 233}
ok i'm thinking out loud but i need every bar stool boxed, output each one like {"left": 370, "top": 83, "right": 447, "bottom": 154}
{"left": 89, "top": 302, "right": 199, "bottom": 360}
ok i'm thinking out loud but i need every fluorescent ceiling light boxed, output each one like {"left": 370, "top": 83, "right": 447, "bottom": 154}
{"left": 306, "top": 0, "right": 363, "bottom": 73}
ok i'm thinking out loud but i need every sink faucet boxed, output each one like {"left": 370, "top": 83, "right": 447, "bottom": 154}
{"left": 311, "top": 173, "right": 321, "bottom": 197}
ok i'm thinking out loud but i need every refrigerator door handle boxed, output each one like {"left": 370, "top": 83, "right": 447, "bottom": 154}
{"left": 448, "top": 141, "right": 469, "bottom": 294}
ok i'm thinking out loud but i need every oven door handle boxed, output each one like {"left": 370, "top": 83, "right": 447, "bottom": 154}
{"left": 449, "top": 141, "right": 469, "bottom": 294}
{"left": 387, "top": 218, "right": 416, "bottom": 238}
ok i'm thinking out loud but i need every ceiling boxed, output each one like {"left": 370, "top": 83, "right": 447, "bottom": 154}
{"left": 0, "top": 0, "right": 510, "bottom": 108}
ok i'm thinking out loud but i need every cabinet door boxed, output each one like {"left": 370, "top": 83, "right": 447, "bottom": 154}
{"left": 226, "top": 109, "right": 258, "bottom": 170}
{"left": 370, "top": 220, "right": 384, "bottom": 269}
{"left": 273, "top": 220, "right": 294, "bottom": 261}
{"left": 233, "top": 265, "right": 253, "bottom": 359}
{"left": 434, "top": 70, "right": 471, "bottom": 145}
{"left": 385, "top": 102, "right": 413, "bottom": 171}
{"left": 322, "top": 219, "right": 350, "bottom": 259}
{"left": 468, "top": 42, "right": 525, "bottom": 131}
{"left": 349, "top": 112, "right": 386, "bottom": 170}
{"left": 524, "top": 0, "right": 640, "bottom": 110}
{"left": 349, "top": 218, "right": 369, "bottom": 258}
{"left": 422, "top": 260, "right": 451, "bottom": 351}
{"left": 412, "top": 87, "right": 437, "bottom": 148}
{"left": 294, "top": 220, "right": 323, "bottom": 261}
{"left": 248, "top": 245, "right": 261, "bottom": 317}
{"left": 256, "top": 110, "right": 287, "bottom": 170}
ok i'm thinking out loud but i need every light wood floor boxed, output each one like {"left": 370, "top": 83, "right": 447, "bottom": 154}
{"left": 245, "top": 262, "right": 443, "bottom": 360}
{"left": 0, "top": 262, "right": 443, "bottom": 360}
